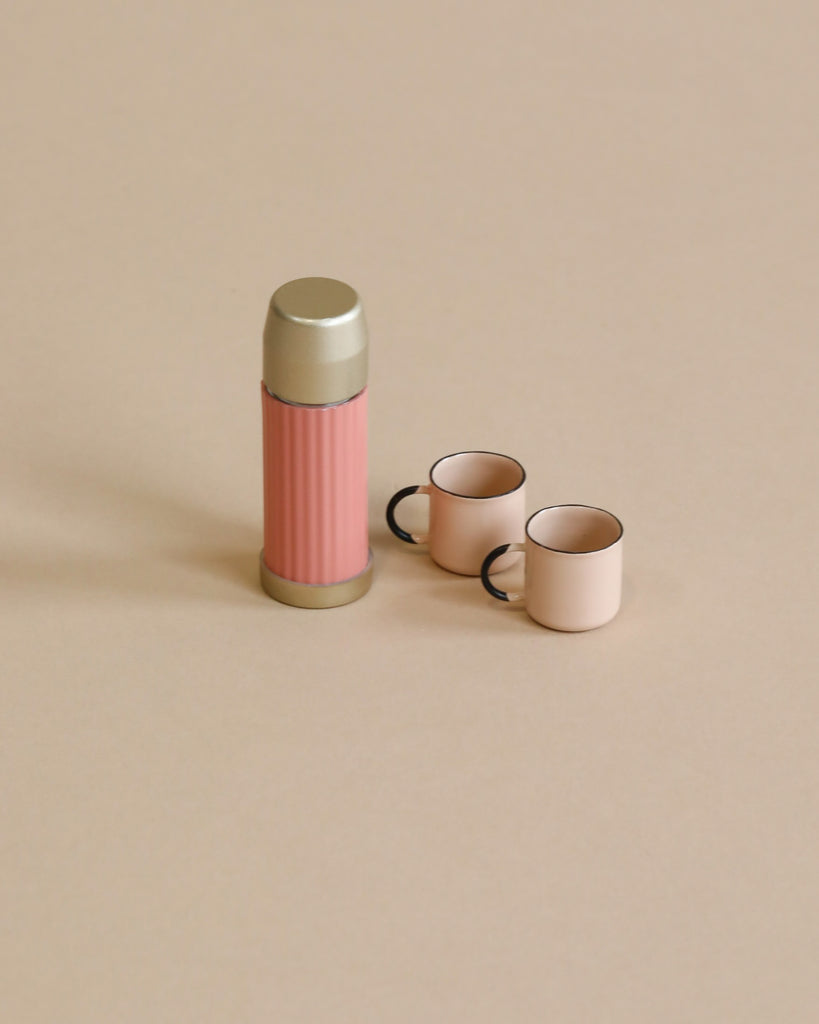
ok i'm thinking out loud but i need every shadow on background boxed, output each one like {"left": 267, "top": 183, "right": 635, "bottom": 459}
{"left": 1, "top": 451, "right": 262, "bottom": 605}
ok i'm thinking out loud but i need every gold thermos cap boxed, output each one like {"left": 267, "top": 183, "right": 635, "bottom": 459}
{"left": 263, "top": 277, "right": 369, "bottom": 405}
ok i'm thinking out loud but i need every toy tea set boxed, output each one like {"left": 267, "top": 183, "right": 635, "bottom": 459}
{"left": 260, "top": 277, "right": 623, "bottom": 631}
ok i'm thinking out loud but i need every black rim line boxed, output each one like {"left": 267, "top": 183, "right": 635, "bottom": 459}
{"left": 428, "top": 451, "right": 526, "bottom": 500}
{"left": 525, "top": 504, "right": 624, "bottom": 554}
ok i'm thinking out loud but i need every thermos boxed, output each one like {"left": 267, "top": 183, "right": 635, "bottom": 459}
{"left": 260, "top": 277, "right": 372, "bottom": 608}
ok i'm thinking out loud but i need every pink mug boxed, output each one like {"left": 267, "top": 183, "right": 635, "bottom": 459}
{"left": 481, "top": 504, "right": 624, "bottom": 631}
{"left": 387, "top": 451, "right": 526, "bottom": 576}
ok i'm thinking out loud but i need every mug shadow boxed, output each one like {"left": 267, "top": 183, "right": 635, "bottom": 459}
{"left": 371, "top": 515, "right": 534, "bottom": 634}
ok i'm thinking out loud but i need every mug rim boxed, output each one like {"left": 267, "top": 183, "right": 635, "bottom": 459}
{"left": 526, "top": 504, "right": 624, "bottom": 554}
{"left": 429, "top": 450, "right": 526, "bottom": 500}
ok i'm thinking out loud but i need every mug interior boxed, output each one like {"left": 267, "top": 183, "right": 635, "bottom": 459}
{"left": 430, "top": 451, "right": 525, "bottom": 499}
{"left": 527, "top": 505, "right": 622, "bottom": 553}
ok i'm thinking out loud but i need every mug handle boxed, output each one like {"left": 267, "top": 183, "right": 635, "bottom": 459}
{"left": 386, "top": 484, "right": 432, "bottom": 544}
{"left": 480, "top": 543, "right": 526, "bottom": 602}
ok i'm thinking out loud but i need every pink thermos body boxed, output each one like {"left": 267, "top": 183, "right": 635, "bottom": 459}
{"left": 260, "top": 278, "right": 372, "bottom": 608}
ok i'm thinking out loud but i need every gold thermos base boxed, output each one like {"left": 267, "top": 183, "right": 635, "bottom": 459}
{"left": 259, "top": 550, "right": 373, "bottom": 608}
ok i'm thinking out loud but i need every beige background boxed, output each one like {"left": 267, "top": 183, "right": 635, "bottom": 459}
{"left": 2, "top": 1, "right": 817, "bottom": 1021}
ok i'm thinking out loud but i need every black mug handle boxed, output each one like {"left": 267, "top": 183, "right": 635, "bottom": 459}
{"left": 386, "top": 484, "right": 431, "bottom": 544}
{"left": 480, "top": 543, "right": 526, "bottom": 602}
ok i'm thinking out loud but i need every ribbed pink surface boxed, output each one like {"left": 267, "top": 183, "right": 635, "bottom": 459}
{"left": 262, "top": 385, "right": 369, "bottom": 585}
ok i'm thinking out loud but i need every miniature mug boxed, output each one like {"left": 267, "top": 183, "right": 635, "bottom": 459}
{"left": 387, "top": 451, "right": 526, "bottom": 575}
{"left": 481, "top": 504, "right": 624, "bottom": 631}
